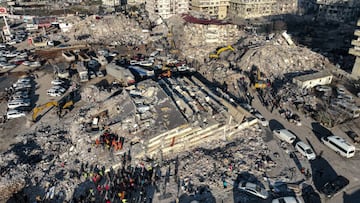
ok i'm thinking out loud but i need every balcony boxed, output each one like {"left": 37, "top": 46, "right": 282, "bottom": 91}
{"left": 349, "top": 48, "right": 360, "bottom": 57}
{"left": 355, "top": 29, "right": 360, "bottom": 37}
{"left": 351, "top": 40, "right": 360, "bottom": 47}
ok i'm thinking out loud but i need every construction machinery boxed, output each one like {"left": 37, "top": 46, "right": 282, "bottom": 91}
{"left": 159, "top": 16, "right": 179, "bottom": 55}
{"left": 254, "top": 69, "right": 270, "bottom": 89}
{"left": 32, "top": 88, "right": 80, "bottom": 122}
{"left": 209, "top": 45, "right": 235, "bottom": 59}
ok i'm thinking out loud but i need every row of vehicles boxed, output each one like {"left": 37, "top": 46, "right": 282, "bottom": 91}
{"left": 47, "top": 79, "right": 69, "bottom": 97}
{"left": 6, "top": 77, "right": 35, "bottom": 119}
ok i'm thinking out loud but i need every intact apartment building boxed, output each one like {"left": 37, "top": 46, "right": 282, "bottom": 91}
{"left": 349, "top": 19, "right": 360, "bottom": 78}
{"left": 228, "top": 0, "right": 297, "bottom": 19}
{"left": 190, "top": 0, "right": 230, "bottom": 20}
{"left": 145, "top": 0, "right": 189, "bottom": 19}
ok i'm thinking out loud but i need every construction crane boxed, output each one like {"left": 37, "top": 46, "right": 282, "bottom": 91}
{"left": 32, "top": 88, "right": 80, "bottom": 122}
{"left": 209, "top": 45, "right": 235, "bottom": 59}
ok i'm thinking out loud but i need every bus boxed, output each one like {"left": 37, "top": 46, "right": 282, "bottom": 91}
{"left": 321, "top": 135, "right": 356, "bottom": 158}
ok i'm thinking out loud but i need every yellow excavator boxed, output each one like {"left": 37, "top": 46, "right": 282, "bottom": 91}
{"left": 254, "top": 69, "right": 269, "bottom": 89}
{"left": 209, "top": 45, "right": 235, "bottom": 59}
{"left": 32, "top": 88, "right": 80, "bottom": 122}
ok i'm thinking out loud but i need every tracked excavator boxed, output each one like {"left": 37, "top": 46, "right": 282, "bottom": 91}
{"left": 32, "top": 88, "right": 80, "bottom": 122}
{"left": 209, "top": 45, "right": 235, "bottom": 59}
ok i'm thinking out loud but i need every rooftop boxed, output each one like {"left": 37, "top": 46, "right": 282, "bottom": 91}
{"left": 293, "top": 71, "right": 332, "bottom": 82}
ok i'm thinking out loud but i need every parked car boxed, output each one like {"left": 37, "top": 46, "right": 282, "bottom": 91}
{"left": 6, "top": 109, "right": 26, "bottom": 119}
{"left": 315, "top": 85, "right": 332, "bottom": 92}
{"left": 254, "top": 113, "right": 269, "bottom": 127}
{"left": 13, "top": 81, "right": 32, "bottom": 88}
{"left": 22, "top": 61, "right": 31, "bottom": 66}
{"left": 47, "top": 91, "right": 63, "bottom": 97}
{"left": 29, "top": 61, "right": 41, "bottom": 68}
{"left": 336, "top": 87, "right": 346, "bottom": 95}
{"left": 1, "top": 63, "right": 16, "bottom": 69}
{"left": 272, "top": 196, "right": 302, "bottom": 203}
{"left": 17, "top": 77, "right": 32, "bottom": 83}
{"left": 238, "top": 181, "right": 269, "bottom": 199}
{"left": 321, "top": 176, "right": 349, "bottom": 198}
{"left": 273, "top": 129, "right": 297, "bottom": 144}
{"left": 51, "top": 79, "right": 66, "bottom": 85}
{"left": 346, "top": 131, "right": 360, "bottom": 143}
{"left": 295, "top": 141, "right": 316, "bottom": 160}
{"left": 8, "top": 100, "right": 31, "bottom": 109}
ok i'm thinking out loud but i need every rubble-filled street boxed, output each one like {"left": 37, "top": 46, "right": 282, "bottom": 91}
{"left": 0, "top": 1, "right": 360, "bottom": 203}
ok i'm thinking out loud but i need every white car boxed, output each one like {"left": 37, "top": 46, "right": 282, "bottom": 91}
{"left": 254, "top": 113, "right": 269, "bottom": 127}
{"left": 315, "top": 85, "right": 332, "bottom": 92}
{"left": 238, "top": 182, "right": 269, "bottom": 199}
{"left": 295, "top": 141, "right": 316, "bottom": 160}
{"left": 336, "top": 87, "right": 346, "bottom": 95}
{"left": 29, "top": 61, "right": 41, "bottom": 68}
{"left": 108, "top": 52, "right": 118, "bottom": 57}
{"left": 6, "top": 110, "right": 26, "bottom": 119}
{"left": 272, "top": 196, "right": 302, "bottom": 203}
{"left": 1, "top": 63, "right": 16, "bottom": 69}
{"left": 8, "top": 100, "right": 31, "bottom": 109}
{"left": 17, "top": 77, "right": 32, "bottom": 83}
{"left": 139, "top": 60, "right": 153, "bottom": 67}
{"left": 51, "top": 79, "right": 65, "bottom": 85}
{"left": 13, "top": 81, "right": 32, "bottom": 88}
{"left": 47, "top": 91, "right": 63, "bottom": 97}
{"left": 22, "top": 61, "right": 31, "bottom": 66}
{"left": 130, "top": 60, "right": 139, "bottom": 65}
{"left": 48, "top": 86, "right": 66, "bottom": 94}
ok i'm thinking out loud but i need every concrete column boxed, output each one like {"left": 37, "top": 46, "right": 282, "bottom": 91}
{"left": 351, "top": 57, "right": 360, "bottom": 78}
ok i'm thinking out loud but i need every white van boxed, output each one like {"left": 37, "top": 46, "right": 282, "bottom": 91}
{"left": 295, "top": 141, "right": 316, "bottom": 160}
{"left": 273, "top": 129, "right": 297, "bottom": 144}
{"left": 321, "top": 135, "right": 355, "bottom": 158}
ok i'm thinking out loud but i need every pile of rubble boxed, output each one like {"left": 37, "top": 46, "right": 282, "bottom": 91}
{"left": 65, "top": 15, "right": 150, "bottom": 45}
{"left": 162, "top": 128, "right": 274, "bottom": 193}
{"left": 235, "top": 40, "right": 329, "bottom": 78}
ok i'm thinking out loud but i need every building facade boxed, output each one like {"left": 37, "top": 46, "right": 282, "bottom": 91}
{"left": 349, "top": 19, "right": 360, "bottom": 78}
{"left": 145, "top": 0, "right": 189, "bottom": 19}
{"left": 312, "top": 0, "right": 360, "bottom": 22}
{"left": 102, "top": 0, "right": 120, "bottom": 7}
{"left": 190, "top": 0, "right": 230, "bottom": 20}
{"left": 228, "top": 0, "right": 297, "bottom": 19}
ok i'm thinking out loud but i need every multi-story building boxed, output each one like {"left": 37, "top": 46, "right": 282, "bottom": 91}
{"left": 102, "top": 0, "right": 120, "bottom": 7}
{"left": 145, "top": 0, "right": 189, "bottom": 19}
{"left": 312, "top": 0, "right": 360, "bottom": 22}
{"left": 190, "top": 0, "right": 230, "bottom": 20}
{"left": 349, "top": 19, "right": 360, "bottom": 78}
{"left": 228, "top": 0, "right": 297, "bottom": 19}
{"left": 126, "top": 0, "right": 145, "bottom": 5}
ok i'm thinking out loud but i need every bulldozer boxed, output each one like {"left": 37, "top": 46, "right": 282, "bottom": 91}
{"left": 32, "top": 88, "right": 80, "bottom": 122}
{"left": 209, "top": 45, "right": 235, "bottom": 59}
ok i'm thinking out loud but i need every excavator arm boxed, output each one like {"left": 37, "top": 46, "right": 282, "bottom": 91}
{"left": 32, "top": 101, "right": 58, "bottom": 122}
{"left": 209, "top": 45, "right": 235, "bottom": 59}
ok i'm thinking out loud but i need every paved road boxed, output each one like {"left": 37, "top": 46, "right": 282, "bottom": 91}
{"left": 251, "top": 92, "right": 360, "bottom": 203}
